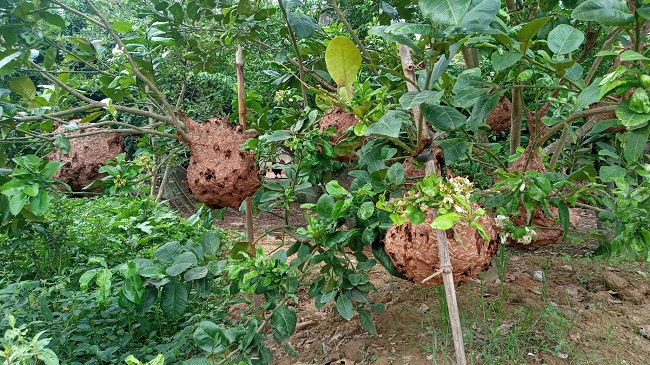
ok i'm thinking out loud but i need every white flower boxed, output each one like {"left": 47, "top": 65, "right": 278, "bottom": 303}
{"left": 442, "top": 195, "right": 454, "bottom": 205}
{"left": 645, "top": 164, "right": 650, "bottom": 172}
{"left": 518, "top": 235, "right": 532, "bottom": 245}
{"left": 112, "top": 45, "right": 123, "bottom": 57}
{"left": 495, "top": 215, "right": 509, "bottom": 228}
{"left": 519, "top": 183, "right": 526, "bottom": 192}
{"left": 524, "top": 227, "right": 537, "bottom": 238}
{"left": 500, "top": 232, "right": 509, "bottom": 244}
{"left": 454, "top": 204, "right": 464, "bottom": 213}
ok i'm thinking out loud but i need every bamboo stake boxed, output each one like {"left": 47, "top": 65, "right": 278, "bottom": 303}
{"left": 399, "top": 45, "right": 467, "bottom": 365}
{"left": 236, "top": 45, "right": 260, "bottom": 310}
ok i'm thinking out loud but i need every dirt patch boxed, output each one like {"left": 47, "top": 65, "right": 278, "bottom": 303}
{"left": 486, "top": 94, "right": 511, "bottom": 132}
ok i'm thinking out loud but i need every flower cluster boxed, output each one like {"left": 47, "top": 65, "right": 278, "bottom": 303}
{"left": 437, "top": 176, "right": 473, "bottom": 214}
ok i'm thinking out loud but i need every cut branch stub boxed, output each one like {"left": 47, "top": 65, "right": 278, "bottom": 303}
{"left": 507, "top": 146, "right": 581, "bottom": 248}
{"left": 486, "top": 95, "right": 512, "bottom": 132}
{"left": 183, "top": 114, "right": 260, "bottom": 209}
{"left": 384, "top": 205, "right": 499, "bottom": 286}
{"left": 48, "top": 124, "right": 124, "bottom": 192}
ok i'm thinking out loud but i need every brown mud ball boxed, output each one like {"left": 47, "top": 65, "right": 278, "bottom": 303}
{"left": 318, "top": 107, "right": 359, "bottom": 161}
{"left": 183, "top": 114, "right": 260, "bottom": 210}
{"left": 402, "top": 157, "right": 425, "bottom": 188}
{"left": 48, "top": 124, "right": 124, "bottom": 192}
{"left": 384, "top": 205, "right": 499, "bottom": 286}
{"left": 486, "top": 95, "right": 512, "bottom": 132}
{"left": 507, "top": 146, "right": 581, "bottom": 248}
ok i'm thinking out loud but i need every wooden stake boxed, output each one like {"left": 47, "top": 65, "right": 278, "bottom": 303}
{"left": 399, "top": 44, "right": 467, "bottom": 365}
{"left": 236, "top": 45, "right": 260, "bottom": 309}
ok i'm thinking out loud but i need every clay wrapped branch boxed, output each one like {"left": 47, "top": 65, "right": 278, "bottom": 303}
{"left": 384, "top": 204, "right": 499, "bottom": 286}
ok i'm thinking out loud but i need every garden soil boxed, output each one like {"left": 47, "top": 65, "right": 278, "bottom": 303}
{"left": 216, "top": 202, "right": 650, "bottom": 365}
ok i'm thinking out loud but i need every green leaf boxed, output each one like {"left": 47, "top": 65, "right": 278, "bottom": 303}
{"left": 336, "top": 294, "right": 354, "bottom": 320}
{"left": 287, "top": 12, "right": 318, "bottom": 39}
{"left": 161, "top": 278, "right": 188, "bottom": 319}
{"left": 616, "top": 101, "right": 650, "bottom": 127}
{"left": 491, "top": 51, "right": 522, "bottom": 72}
{"left": 619, "top": 50, "right": 650, "bottom": 62}
{"left": 576, "top": 77, "right": 602, "bottom": 110}
{"left": 193, "top": 321, "right": 225, "bottom": 353}
{"left": 112, "top": 21, "right": 133, "bottom": 33}
{"left": 325, "top": 36, "right": 362, "bottom": 88}
{"left": 422, "top": 105, "right": 466, "bottom": 132}
{"left": 154, "top": 241, "right": 182, "bottom": 264}
{"left": 547, "top": 24, "right": 584, "bottom": 54}
{"left": 54, "top": 133, "right": 70, "bottom": 154}
{"left": 624, "top": 124, "right": 650, "bottom": 162}
{"left": 419, "top": 0, "right": 471, "bottom": 26}
{"left": 358, "top": 308, "right": 378, "bottom": 336}
{"left": 431, "top": 212, "right": 460, "bottom": 230}
{"left": 29, "top": 190, "right": 50, "bottom": 216}
{"left": 572, "top": 0, "right": 635, "bottom": 26}
{"left": 41, "top": 12, "right": 65, "bottom": 27}
{"left": 599, "top": 165, "right": 626, "bottom": 182}
{"left": 386, "top": 163, "right": 405, "bottom": 185}
{"left": 315, "top": 194, "right": 335, "bottom": 219}
{"left": 123, "top": 274, "right": 145, "bottom": 304}
{"left": 0, "top": 52, "right": 21, "bottom": 72}
{"left": 271, "top": 305, "right": 297, "bottom": 339}
{"left": 399, "top": 90, "right": 443, "bottom": 110}
{"left": 405, "top": 205, "right": 426, "bottom": 225}
{"left": 264, "top": 130, "right": 292, "bottom": 142}
{"left": 365, "top": 110, "right": 410, "bottom": 138}
{"left": 358, "top": 201, "right": 375, "bottom": 220}
{"left": 372, "top": 241, "right": 408, "bottom": 279}
{"left": 459, "top": 0, "right": 500, "bottom": 27}
{"left": 184, "top": 266, "right": 208, "bottom": 281}
{"left": 9, "top": 191, "right": 27, "bottom": 215}
{"left": 326, "top": 180, "right": 348, "bottom": 198}
{"left": 43, "top": 46, "right": 56, "bottom": 70}
{"left": 467, "top": 92, "right": 501, "bottom": 131}
{"left": 9, "top": 76, "right": 36, "bottom": 100}
{"left": 516, "top": 17, "right": 551, "bottom": 42}
{"left": 638, "top": 5, "right": 650, "bottom": 20}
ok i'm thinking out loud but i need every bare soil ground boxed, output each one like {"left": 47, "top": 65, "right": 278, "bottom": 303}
{"left": 215, "top": 206, "right": 650, "bottom": 365}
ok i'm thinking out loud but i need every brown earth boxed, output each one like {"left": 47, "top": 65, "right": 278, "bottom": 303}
{"left": 215, "top": 207, "right": 650, "bottom": 365}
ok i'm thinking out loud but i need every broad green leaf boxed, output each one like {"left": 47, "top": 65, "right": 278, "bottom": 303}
{"left": 9, "top": 191, "right": 27, "bottom": 215}
{"left": 201, "top": 231, "right": 221, "bottom": 256}
{"left": 576, "top": 77, "right": 602, "bottom": 110}
{"left": 557, "top": 200, "right": 569, "bottom": 238}
{"left": 29, "top": 190, "right": 50, "bottom": 216}
{"left": 336, "top": 294, "right": 354, "bottom": 320}
{"left": 0, "top": 52, "right": 21, "bottom": 71}
{"left": 386, "top": 163, "right": 405, "bottom": 185}
{"left": 387, "top": 23, "right": 443, "bottom": 38}
{"left": 616, "top": 101, "right": 650, "bottom": 127}
{"left": 619, "top": 50, "right": 650, "bottom": 62}
{"left": 54, "top": 133, "right": 70, "bottom": 154}
{"left": 491, "top": 51, "right": 522, "bottom": 72}
{"left": 357, "top": 201, "right": 375, "bottom": 220}
{"left": 287, "top": 12, "right": 317, "bottom": 39}
{"left": 161, "top": 278, "right": 188, "bottom": 319}
{"left": 325, "top": 36, "right": 362, "bottom": 88}
{"left": 184, "top": 266, "right": 209, "bottom": 281}
{"left": 431, "top": 212, "right": 460, "bottom": 230}
{"left": 41, "top": 12, "right": 65, "bottom": 27}
{"left": 405, "top": 205, "right": 426, "bottom": 225}
{"left": 399, "top": 90, "right": 443, "bottom": 110}
{"left": 419, "top": 0, "right": 471, "bottom": 26}
{"left": 1, "top": 179, "right": 24, "bottom": 196}
{"left": 547, "top": 24, "right": 584, "bottom": 54}
{"left": 624, "top": 124, "right": 650, "bottom": 162}
{"left": 326, "top": 180, "right": 348, "bottom": 198}
{"left": 79, "top": 269, "right": 98, "bottom": 291}
{"left": 9, "top": 76, "right": 36, "bottom": 100}
{"left": 271, "top": 305, "right": 297, "bottom": 338}
{"left": 467, "top": 92, "right": 501, "bottom": 131}
{"left": 112, "top": 21, "right": 133, "bottom": 33}
{"left": 437, "top": 138, "right": 467, "bottom": 164}
{"left": 572, "top": 0, "right": 634, "bottom": 26}
{"left": 516, "top": 17, "right": 551, "bottom": 42}
{"left": 599, "top": 165, "right": 626, "bottom": 182}
{"left": 638, "top": 5, "right": 650, "bottom": 20}
{"left": 315, "top": 194, "right": 335, "bottom": 218}
{"left": 357, "top": 308, "right": 378, "bottom": 336}
{"left": 422, "top": 104, "right": 466, "bottom": 132}
{"left": 459, "top": 0, "right": 500, "bottom": 26}
{"left": 43, "top": 46, "right": 56, "bottom": 70}
{"left": 264, "top": 130, "right": 292, "bottom": 142}
{"left": 193, "top": 321, "right": 225, "bottom": 353}
{"left": 154, "top": 241, "right": 182, "bottom": 264}
{"left": 123, "top": 274, "right": 145, "bottom": 304}
{"left": 364, "top": 110, "right": 410, "bottom": 138}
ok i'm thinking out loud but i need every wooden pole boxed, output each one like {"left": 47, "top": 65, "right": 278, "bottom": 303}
{"left": 399, "top": 44, "right": 467, "bottom": 365}
{"left": 236, "top": 45, "right": 260, "bottom": 309}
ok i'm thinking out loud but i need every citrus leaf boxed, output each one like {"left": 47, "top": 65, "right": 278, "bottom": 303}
{"left": 325, "top": 36, "right": 362, "bottom": 88}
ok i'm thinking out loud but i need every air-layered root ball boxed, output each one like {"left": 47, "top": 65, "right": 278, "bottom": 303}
{"left": 384, "top": 205, "right": 499, "bottom": 286}
{"left": 507, "top": 146, "right": 581, "bottom": 248}
{"left": 318, "top": 107, "right": 359, "bottom": 161}
{"left": 48, "top": 124, "right": 124, "bottom": 192}
{"left": 486, "top": 95, "right": 512, "bottom": 132}
{"left": 183, "top": 115, "right": 260, "bottom": 210}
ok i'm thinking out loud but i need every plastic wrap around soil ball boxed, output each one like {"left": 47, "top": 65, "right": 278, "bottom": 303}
{"left": 384, "top": 205, "right": 499, "bottom": 286}
{"left": 318, "top": 107, "right": 359, "bottom": 161}
{"left": 183, "top": 115, "right": 260, "bottom": 210}
{"left": 48, "top": 125, "right": 124, "bottom": 192}
{"left": 507, "top": 146, "right": 581, "bottom": 248}
{"left": 486, "top": 95, "right": 512, "bottom": 132}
